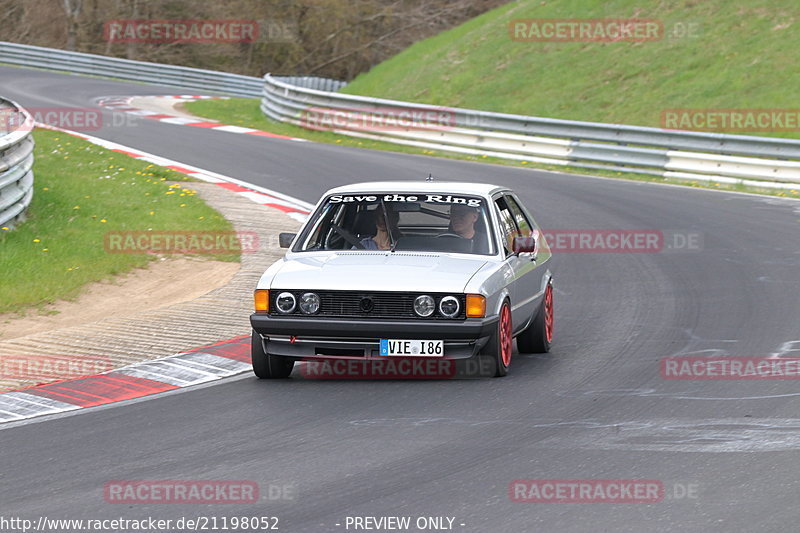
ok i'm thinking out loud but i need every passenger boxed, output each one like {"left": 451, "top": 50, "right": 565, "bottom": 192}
{"left": 359, "top": 206, "right": 400, "bottom": 250}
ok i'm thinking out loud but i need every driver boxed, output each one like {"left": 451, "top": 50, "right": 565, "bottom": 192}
{"left": 447, "top": 203, "right": 479, "bottom": 239}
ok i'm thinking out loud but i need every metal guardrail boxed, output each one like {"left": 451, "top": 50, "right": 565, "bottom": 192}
{"left": 0, "top": 98, "right": 35, "bottom": 229}
{"left": 1, "top": 41, "right": 797, "bottom": 187}
{"left": 262, "top": 74, "right": 800, "bottom": 187}
{"left": 0, "top": 42, "right": 262, "bottom": 97}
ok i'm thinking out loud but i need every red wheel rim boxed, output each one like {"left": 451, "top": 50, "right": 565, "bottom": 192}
{"left": 500, "top": 304, "right": 512, "bottom": 366}
{"left": 544, "top": 284, "right": 554, "bottom": 343}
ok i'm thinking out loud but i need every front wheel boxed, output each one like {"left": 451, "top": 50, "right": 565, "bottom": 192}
{"left": 480, "top": 300, "right": 513, "bottom": 377}
{"left": 517, "top": 281, "right": 553, "bottom": 354}
{"left": 251, "top": 331, "right": 294, "bottom": 379}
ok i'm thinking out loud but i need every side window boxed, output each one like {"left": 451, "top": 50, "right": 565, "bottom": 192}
{"left": 505, "top": 195, "right": 534, "bottom": 237}
{"left": 494, "top": 196, "right": 519, "bottom": 255}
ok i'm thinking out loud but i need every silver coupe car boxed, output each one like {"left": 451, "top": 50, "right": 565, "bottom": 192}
{"left": 250, "top": 181, "right": 554, "bottom": 378}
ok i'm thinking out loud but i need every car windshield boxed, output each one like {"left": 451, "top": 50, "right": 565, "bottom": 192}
{"left": 294, "top": 192, "right": 496, "bottom": 255}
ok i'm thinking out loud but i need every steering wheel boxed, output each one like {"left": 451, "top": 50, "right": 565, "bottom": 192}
{"left": 331, "top": 223, "right": 365, "bottom": 249}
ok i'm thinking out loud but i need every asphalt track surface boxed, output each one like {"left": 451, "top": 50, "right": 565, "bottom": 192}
{"left": 2, "top": 65, "right": 800, "bottom": 533}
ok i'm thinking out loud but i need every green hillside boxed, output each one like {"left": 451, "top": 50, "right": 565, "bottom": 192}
{"left": 343, "top": 0, "right": 800, "bottom": 137}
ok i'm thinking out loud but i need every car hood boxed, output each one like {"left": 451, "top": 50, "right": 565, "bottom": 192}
{"left": 271, "top": 252, "right": 488, "bottom": 293}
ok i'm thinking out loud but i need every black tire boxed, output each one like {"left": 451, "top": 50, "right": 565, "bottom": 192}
{"left": 479, "top": 300, "right": 513, "bottom": 377}
{"left": 251, "top": 331, "right": 294, "bottom": 379}
{"left": 517, "top": 281, "right": 553, "bottom": 354}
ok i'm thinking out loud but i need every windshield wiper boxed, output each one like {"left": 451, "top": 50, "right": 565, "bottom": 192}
{"left": 380, "top": 197, "right": 398, "bottom": 252}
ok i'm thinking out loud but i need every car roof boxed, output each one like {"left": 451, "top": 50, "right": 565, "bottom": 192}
{"left": 325, "top": 181, "right": 509, "bottom": 197}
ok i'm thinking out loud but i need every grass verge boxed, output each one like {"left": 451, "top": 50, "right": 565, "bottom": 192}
{"left": 0, "top": 129, "right": 237, "bottom": 315}
{"left": 344, "top": 0, "right": 800, "bottom": 141}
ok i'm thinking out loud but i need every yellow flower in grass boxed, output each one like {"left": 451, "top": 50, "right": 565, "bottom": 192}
{"left": 149, "top": 211, "right": 155, "bottom": 215}
{"left": 33, "top": 238, "right": 40, "bottom": 243}
{"left": 100, "top": 219, "right": 107, "bottom": 223}
{"left": 73, "top": 205, "right": 80, "bottom": 209}
{"left": 166, "top": 191, "right": 175, "bottom": 195}
{"left": 1, "top": 227, "right": 9, "bottom": 231}
{"left": 42, "top": 248, "right": 48, "bottom": 252}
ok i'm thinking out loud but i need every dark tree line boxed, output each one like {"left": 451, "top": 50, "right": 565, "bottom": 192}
{"left": 0, "top": 0, "right": 506, "bottom": 80}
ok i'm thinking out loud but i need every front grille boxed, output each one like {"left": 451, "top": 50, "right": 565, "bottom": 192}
{"left": 270, "top": 290, "right": 466, "bottom": 320}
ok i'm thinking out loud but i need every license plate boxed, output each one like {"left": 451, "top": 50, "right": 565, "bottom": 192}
{"left": 380, "top": 339, "right": 444, "bottom": 357}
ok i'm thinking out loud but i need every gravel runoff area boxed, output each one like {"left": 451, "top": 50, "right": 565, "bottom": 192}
{"left": 0, "top": 182, "right": 301, "bottom": 392}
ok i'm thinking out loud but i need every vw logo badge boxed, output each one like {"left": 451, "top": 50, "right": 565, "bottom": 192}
{"left": 359, "top": 296, "right": 375, "bottom": 313}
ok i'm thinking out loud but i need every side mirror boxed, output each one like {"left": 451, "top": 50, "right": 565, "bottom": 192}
{"left": 279, "top": 232, "right": 296, "bottom": 248}
{"left": 512, "top": 235, "right": 536, "bottom": 255}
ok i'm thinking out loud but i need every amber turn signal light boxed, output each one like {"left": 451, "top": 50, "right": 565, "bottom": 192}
{"left": 254, "top": 290, "right": 269, "bottom": 313}
{"left": 466, "top": 294, "right": 486, "bottom": 318}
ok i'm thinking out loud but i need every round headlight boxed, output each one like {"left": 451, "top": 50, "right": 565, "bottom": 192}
{"left": 276, "top": 292, "right": 296, "bottom": 314}
{"left": 299, "top": 292, "right": 320, "bottom": 314}
{"left": 414, "top": 295, "right": 435, "bottom": 317}
{"left": 439, "top": 296, "right": 460, "bottom": 318}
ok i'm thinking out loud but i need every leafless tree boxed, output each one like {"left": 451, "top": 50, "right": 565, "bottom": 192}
{"left": 61, "top": 0, "right": 83, "bottom": 50}
{"left": 0, "top": 0, "right": 507, "bottom": 80}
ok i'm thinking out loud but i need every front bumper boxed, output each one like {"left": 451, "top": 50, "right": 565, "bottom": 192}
{"left": 249, "top": 314, "right": 498, "bottom": 359}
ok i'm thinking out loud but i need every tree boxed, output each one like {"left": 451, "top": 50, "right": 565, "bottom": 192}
{"left": 0, "top": 0, "right": 508, "bottom": 80}
{"left": 62, "top": 0, "right": 83, "bottom": 50}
